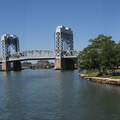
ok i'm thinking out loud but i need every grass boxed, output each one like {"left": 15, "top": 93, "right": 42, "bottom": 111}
{"left": 83, "top": 70, "right": 98, "bottom": 77}
{"left": 83, "top": 70, "right": 120, "bottom": 79}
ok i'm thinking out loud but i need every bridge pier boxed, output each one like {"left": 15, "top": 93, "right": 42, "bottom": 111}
{"left": 54, "top": 58, "right": 62, "bottom": 70}
{"left": 13, "top": 61, "right": 21, "bottom": 71}
{"left": 54, "top": 58, "right": 75, "bottom": 70}
{"left": 62, "top": 58, "right": 74, "bottom": 69}
{"left": 1, "top": 61, "right": 21, "bottom": 71}
{"left": 2, "top": 61, "right": 11, "bottom": 71}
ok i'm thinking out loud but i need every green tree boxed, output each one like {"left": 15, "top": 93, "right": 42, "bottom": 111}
{"left": 77, "top": 44, "right": 100, "bottom": 73}
{"left": 78, "top": 34, "right": 117, "bottom": 75}
{"left": 115, "top": 42, "right": 120, "bottom": 68}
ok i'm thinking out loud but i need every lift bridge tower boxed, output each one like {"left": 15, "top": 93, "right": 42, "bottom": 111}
{"left": 54, "top": 26, "right": 74, "bottom": 69}
{"left": 1, "top": 34, "right": 21, "bottom": 70}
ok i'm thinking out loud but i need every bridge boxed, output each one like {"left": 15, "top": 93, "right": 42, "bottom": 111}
{"left": 0, "top": 26, "right": 80, "bottom": 71}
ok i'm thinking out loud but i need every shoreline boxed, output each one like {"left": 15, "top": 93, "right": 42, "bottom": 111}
{"left": 80, "top": 74, "right": 120, "bottom": 85}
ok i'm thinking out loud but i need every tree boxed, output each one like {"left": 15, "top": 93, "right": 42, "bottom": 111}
{"left": 115, "top": 42, "right": 120, "bottom": 68}
{"left": 77, "top": 44, "right": 100, "bottom": 73}
{"left": 77, "top": 34, "right": 118, "bottom": 75}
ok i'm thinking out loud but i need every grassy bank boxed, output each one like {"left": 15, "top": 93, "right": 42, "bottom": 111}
{"left": 83, "top": 70, "right": 120, "bottom": 79}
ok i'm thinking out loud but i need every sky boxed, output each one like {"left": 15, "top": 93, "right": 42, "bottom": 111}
{"left": 0, "top": 0, "right": 120, "bottom": 56}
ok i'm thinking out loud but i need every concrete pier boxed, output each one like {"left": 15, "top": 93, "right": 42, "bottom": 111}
{"left": 54, "top": 58, "right": 62, "bottom": 70}
{"left": 13, "top": 61, "right": 21, "bottom": 71}
{"left": 2, "top": 61, "right": 11, "bottom": 71}
{"left": 54, "top": 58, "right": 75, "bottom": 70}
{"left": 1, "top": 61, "right": 21, "bottom": 71}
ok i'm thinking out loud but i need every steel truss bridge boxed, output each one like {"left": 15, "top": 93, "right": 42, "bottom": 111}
{"left": 0, "top": 49, "right": 80, "bottom": 62}
{"left": 0, "top": 26, "right": 80, "bottom": 70}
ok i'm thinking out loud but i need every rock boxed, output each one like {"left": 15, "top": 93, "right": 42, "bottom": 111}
{"left": 80, "top": 74, "right": 120, "bottom": 85}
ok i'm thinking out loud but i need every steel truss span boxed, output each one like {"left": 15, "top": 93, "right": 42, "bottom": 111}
{"left": 9, "top": 50, "right": 56, "bottom": 59}
{"left": 8, "top": 50, "right": 80, "bottom": 61}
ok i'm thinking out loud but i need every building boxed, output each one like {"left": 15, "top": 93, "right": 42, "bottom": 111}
{"left": 34, "top": 60, "right": 54, "bottom": 68}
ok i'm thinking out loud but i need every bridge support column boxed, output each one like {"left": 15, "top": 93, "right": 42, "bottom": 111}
{"left": 13, "top": 61, "right": 21, "bottom": 71}
{"left": 54, "top": 58, "right": 75, "bottom": 70}
{"left": 54, "top": 58, "right": 62, "bottom": 70}
{"left": 62, "top": 59, "right": 74, "bottom": 70}
{"left": 2, "top": 61, "right": 11, "bottom": 71}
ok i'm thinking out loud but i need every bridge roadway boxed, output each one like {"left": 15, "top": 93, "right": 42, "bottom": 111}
{"left": 0, "top": 49, "right": 80, "bottom": 63}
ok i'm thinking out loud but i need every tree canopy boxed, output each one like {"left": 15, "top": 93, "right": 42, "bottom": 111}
{"left": 77, "top": 34, "right": 120, "bottom": 75}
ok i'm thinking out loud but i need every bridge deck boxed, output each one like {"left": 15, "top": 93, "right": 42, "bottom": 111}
{"left": 8, "top": 56, "right": 56, "bottom": 61}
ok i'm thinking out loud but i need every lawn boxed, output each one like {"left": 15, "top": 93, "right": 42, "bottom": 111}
{"left": 83, "top": 70, "right": 120, "bottom": 79}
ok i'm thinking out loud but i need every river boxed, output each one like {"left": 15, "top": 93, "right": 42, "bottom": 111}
{"left": 0, "top": 69, "right": 120, "bottom": 120}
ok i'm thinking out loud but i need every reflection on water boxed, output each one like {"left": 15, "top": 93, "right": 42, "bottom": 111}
{"left": 0, "top": 69, "right": 120, "bottom": 120}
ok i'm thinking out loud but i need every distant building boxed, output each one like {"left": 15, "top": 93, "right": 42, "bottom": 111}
{"left": 35, "top": 60, "right": 54, "bottom": 68}
{"left": 21, "top": 61, "right": 33, "bottom": 69}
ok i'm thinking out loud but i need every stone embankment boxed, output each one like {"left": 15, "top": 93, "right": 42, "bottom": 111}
{"left": 80, "top": 74, "right": 120, "bottom": 85}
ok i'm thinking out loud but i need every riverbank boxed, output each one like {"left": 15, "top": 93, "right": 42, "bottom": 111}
{"left": 80, "top": 74, "right": 120, "bottom": 85}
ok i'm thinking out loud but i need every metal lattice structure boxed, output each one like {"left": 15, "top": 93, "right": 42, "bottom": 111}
{"left": 1, "top": 34, "right": 20, "bottom": 60}
{"left": 9, "top": 49, "right": 56, "bottom": 60}
{"left": 0, "top": 26, "right": 80, "bottom": 63}
{"left": 55, "top": 26, "right": 73, "bottom": 57}
{"left": 7, "top": 49, "right": 80, "bottom": 61}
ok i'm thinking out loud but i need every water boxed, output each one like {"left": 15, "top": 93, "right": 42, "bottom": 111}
{"left": 0, "top": 69, "right": 120, "bottom": 120}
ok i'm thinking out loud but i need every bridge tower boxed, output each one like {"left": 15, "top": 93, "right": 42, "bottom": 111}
{"left": 54, "top": 26, "right": 74, "bottom": 70}
{"left": 1, "top": 34, "right": 21, "bottom": 71}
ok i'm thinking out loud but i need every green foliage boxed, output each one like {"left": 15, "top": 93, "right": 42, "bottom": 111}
{"left": 115, "top": 42, "right": 120, "bottom": 68}
{"left": 77, "top": 34, "right": 120, "bottom": 75}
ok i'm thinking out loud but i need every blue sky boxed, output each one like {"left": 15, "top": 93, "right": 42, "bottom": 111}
{"left": 0, "top": 0, "right": 120, "bottom": 56}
